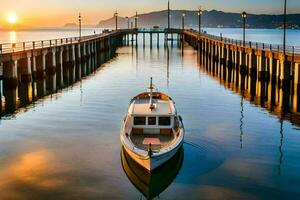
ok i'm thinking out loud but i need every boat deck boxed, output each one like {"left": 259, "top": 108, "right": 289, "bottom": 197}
{"left": 130, "top": 133, "right": 175, "bottom": 151}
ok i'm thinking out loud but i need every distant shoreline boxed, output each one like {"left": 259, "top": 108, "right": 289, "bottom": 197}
{"left": 0, "top": 27, "right": 101, "bottom": 32}
{"left": 0, "top": 27, "right": 299, "bottom": 32}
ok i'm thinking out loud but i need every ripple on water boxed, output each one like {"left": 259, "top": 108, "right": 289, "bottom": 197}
{"left": 175, "top": 139, "right": 226, "bottom": 184}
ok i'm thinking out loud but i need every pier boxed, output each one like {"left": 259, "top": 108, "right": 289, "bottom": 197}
{"left": 1, "top": 28, "right": 299, "bottom": 90}
{"left": 184, "top": 30, "right": 300, "bottom": 89}
{"left": 0, "top": 31, "right": 126, "bottom": 87}
{"left": 1, "top": 28, "right": 300, "bottom": 118}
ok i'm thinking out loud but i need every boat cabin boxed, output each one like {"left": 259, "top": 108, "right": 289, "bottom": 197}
{"left": 125, "top": 92, "right": 180, "bottom": 151}
{"left": 129, "top": 96, "right": 177, "bottom": 132}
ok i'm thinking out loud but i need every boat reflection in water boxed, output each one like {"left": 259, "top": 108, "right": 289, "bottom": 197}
{"left": 121, "top": 146, "right": 184, "bottom": 200}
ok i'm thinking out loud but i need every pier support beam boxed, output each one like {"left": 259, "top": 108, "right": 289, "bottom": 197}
{"left": 35, "top": 50, "right": 47, "bottom": 78}
{"left": 258, "top": 51, "right": 267, "bottom": 80}
{"left": 240, "top": 50, "right": 247, "bottom": 75}
{"left": 293, "top": 63, "right": 300, "bottom": 112}
{"left": 75, "top": 44, "right": 82, "bottom": 80}
{"left": 150, "top": 33, "right": 153, "bottom": 49}
{"left": 227, "top": 48, "right": 233, "bottom": 68}
{"left": 3, "top": 59, "right": 18, "bottom": 88}
{"left": 56, "top": 48, "right": 63, "bottom": 87}
{"left": 279, "top": 55, "right": 291, "bottom": 88}
{"left": 250, "top": 50, "right": 257, "bottom": 77}
{"left": 268, "top": 55, "right": 277, "bottom": 82}
{"left": 18, "top": 52, "right": 32, "bottom": 82}
{"left": 294, "top": 63, "right": 300, "bottom": 87}
{"left": 46, "top": 49, "right": 57, "bottom": 74}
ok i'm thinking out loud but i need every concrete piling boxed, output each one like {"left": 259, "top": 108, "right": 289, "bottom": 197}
{"left": 3, "top": 59, "right": 18, "bottom": 88}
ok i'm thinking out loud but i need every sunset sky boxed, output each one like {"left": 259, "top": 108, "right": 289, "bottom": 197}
{"left": 0, "top": 0, "right": 299, "bottom": 27}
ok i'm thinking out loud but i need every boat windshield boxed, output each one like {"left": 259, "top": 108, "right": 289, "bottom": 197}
{"left": 134, "top": 117, "right": 146, "bottom": 125}
{"left": 148, "top": 117, "right": 156, "bottom": 125}
{"left": 133, "top": 116, "right": 172, "bottom": 127}
{"left": 159, "top": 117, "right": 171, "bottom": 126}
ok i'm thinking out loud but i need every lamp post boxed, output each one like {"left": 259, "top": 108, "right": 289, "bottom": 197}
{"left": 125, "top": 16, "right": 129, "bottom": 29}
{"left": 182, "top": 13, "right": 185, "bottom": 30}
{"left": 168, "top": 0, "right": 170, "bottom": 30}
{"left": 198, "top": 8, "right": 203, "bottom": 38}
{"left": 135, "top": 11, "right": 138, "bottom": 29}
{"left": 241, "top": 11, "right": 247, "bottom": 48}
{"left": 114, "top": 11, "right": 118, "bottom": 31}
{"left": 78, "top": 13, "right": 82, "bottom": 41}
{"left": 283, "top": 0, "right": 287, "bottom": 55}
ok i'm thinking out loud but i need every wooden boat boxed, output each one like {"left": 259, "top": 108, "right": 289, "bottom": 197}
{"left": 120, "top": 78, "right": 185, "bottom": 172}
{"left": 121, "top": 146, "right": 184, "bottom": 199}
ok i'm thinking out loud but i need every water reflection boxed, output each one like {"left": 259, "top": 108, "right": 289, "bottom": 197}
{"left": 9, "top": 31, "right": 17, "bottom": 44}
{"left": 239, "top": 94, "right": 244, "bottom": 149}
{"left": 278, "top": 118, "right": 284, "bottom": 175}
{"left": 121, "top": 147, "right": 184, "bottom": 200}
{"left": 197, "top": 52, "right": 300, "bottom": 126}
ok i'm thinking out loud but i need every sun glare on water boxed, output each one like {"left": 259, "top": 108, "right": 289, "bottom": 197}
{"left": 7, "top": 13, "right": 18, "bottom": 24}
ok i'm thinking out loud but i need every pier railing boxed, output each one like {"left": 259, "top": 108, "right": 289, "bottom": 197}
{"left": 187, "top": 29, "right": 300, "bottom": 59}
{"left": 0, "top": 37, "right": 80, "bottom": 54}
{"left": 1, "top": 28, "right": 300, "bottom": 59}
{"left": 0, "top": 31, "right": 117, "bottom": 54}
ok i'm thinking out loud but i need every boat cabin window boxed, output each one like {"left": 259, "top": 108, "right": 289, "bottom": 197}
{"left": 134, "top": 117, "right": 146, "bottom": 125}
{"left": 159, "top": 117, "right": 171, "bottom": 126}
{"left": 148, "top": 117, "right": 156, "bottom": 125}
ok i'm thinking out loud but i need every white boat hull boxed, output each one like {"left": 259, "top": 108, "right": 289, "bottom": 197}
{"left": 122, "top": 138, "right": 184, "bottom": 172}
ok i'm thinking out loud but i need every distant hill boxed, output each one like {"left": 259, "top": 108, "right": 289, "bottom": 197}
{"left": 98, "top": 10, "right": 300, "bottom": 29}
{"left": 64, "top": 23, "right": 78, "bottom": 28}
{"left": 64, "top": 23, "right": 97, "bottom": 29}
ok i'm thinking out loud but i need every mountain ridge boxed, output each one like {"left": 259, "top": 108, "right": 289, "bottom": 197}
{"left": 97, "top": 9, "right": 300, "bottom": 29}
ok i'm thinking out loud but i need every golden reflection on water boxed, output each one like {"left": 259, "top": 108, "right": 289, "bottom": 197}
{"left": 0, "top": 150, "right": 66, "bottom": 199}
{"left": 9, "top": 31, "right": 17, "bottom": 44}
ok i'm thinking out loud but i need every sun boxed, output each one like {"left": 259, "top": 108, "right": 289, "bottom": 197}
{"left": 7, "top": 13, "right": 17, "bottom": 24}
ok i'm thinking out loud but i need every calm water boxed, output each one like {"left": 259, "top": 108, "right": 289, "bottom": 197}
{"left": 0, "top": 28, "right": 103, "bottom": 43}
{"left": 204, "top": 28, "right": 300, "bottom": 46}
{"left": 0, "top": 33, "right": 300, "bottom": 199}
